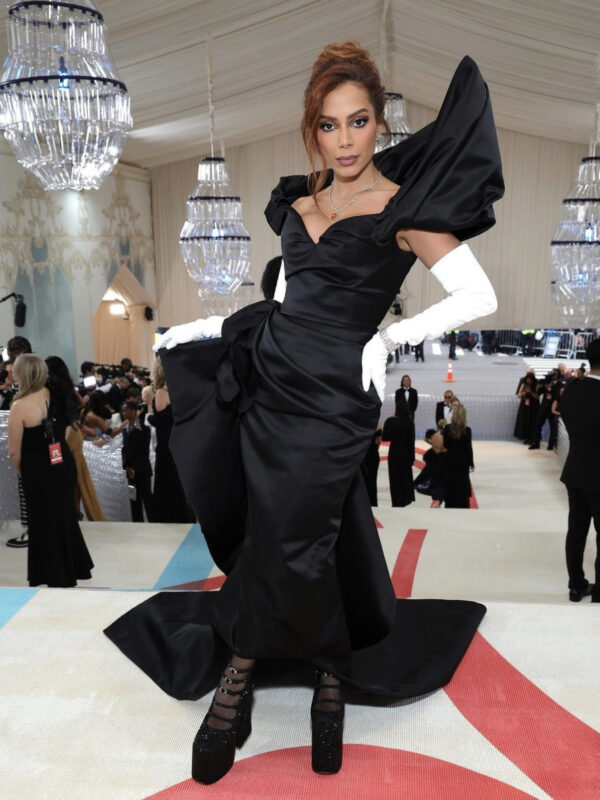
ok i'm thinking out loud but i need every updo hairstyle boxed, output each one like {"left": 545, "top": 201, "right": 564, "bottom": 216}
{"left": 301, "top": 41, "right": 390, "bottom": 200}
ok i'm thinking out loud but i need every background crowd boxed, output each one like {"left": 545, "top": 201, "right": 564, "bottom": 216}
{"left": 2, "top": 307, "right": 597, "bottom": 597}
{"left": 513, "top": 362, "right": 586, "bottom": 451}
{"left": 362, "top": 376, "right": 475, "bottom": 511}
{"left": 1, "top": 335, "right": 193, "bottom": 588}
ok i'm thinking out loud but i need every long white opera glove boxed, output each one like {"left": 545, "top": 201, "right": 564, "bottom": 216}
{"left": 153, "top": 315, "right": 225, "bottom": 351}
{"left": 153, "top": 260, "right": 287, "bottom": 353}
{"left": 361, "top": 244, "right": 497, "bottom": 401}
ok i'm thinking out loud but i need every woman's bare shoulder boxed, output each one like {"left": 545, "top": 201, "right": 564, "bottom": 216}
{"left": 379, "top": 176, "right": 400, "bottom": 195}
{"left": 291, "top": 194, "right": 316, "bottom": 214}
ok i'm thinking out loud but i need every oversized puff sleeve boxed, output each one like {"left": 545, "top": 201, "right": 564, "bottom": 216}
{"left": 372, "top": 56, "right": 504, "bottom": 244}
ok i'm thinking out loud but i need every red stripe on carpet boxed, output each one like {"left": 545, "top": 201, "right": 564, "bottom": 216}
{"left": 144, "top": 745, "right": 537, "bottom": 799}
{"left": 469, "top": 481, "right": 478, "bottom": 508}
{"left": 445, "top": 632, "right": 600, "bottom": 800}
{"left": 381, "top": 444, "right": 426, "bottom": 455}
{"left": 163, "top": 575, "right": 225, "bottom": 591}
{"left": 391, "top": 529, "right": 427, "bottom": 598}
{"left": 374, "top": 516, "right": 383, "bottom": 529}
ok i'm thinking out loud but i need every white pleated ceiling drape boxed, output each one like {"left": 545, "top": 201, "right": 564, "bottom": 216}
{"left": 24, "top": 0, "right": 594, "bottom": 168}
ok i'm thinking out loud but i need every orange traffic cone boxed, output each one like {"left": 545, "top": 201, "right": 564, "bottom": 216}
{"left": 444, "top": 360, "right": 456, "bottom": 382}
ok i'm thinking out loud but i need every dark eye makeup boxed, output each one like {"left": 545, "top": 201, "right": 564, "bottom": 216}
{"left": 318, "top": 116, "right": 370, "bottom": 132}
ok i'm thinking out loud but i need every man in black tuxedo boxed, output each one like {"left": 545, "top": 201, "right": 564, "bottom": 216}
{"left": 435, "top": 390, "right": 455, "bottom": 427}
{"left": 395, "top": 374, "right": 418, "bottom": 420}
{"left": 121, "top": 401, "right": 155, "bottom": 523}
{"left": 558, "top": 338, "right": 600, "bottom": 602}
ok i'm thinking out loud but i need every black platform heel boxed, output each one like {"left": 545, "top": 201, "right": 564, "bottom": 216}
{"left": 192, "top": 661, "right": 254, "bottom": 785}
{"left": 311, "top": 669, "right": 344, "bottom": 775}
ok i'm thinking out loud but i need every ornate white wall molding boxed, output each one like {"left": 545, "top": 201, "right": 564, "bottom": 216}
{"left": 0, "top": 152, "right": 155, "bottom": 373}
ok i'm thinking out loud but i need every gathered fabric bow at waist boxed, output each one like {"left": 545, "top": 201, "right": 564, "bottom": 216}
{"left": 216, "top": 299, "right": 278, "bottom": 413}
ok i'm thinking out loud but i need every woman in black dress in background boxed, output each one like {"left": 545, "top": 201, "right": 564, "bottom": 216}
{"left": 382, "top": 403, "right": 415, "bottom": 507}
{"left": 514, "top": 372, "right": 539, "bottom": 444}
{"left": 443, "top": 402, "right": 474, "bottom": 508}
{"left": 7, "top": 354, "right": 93, "bottom": 587}
{"left": 105, "top": 43, "right": 503, "bottom": 784}
{"left": 147, "top": 357, "right": 193, "bottom": 523}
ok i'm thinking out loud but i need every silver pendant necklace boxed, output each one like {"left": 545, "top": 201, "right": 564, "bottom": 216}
{"left": 328, "top": 171, "right": 382, "bottom": 220}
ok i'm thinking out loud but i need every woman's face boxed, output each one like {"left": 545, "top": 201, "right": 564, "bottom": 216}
{"left": 317, "top": 82, "right": 381, "bottom": 180}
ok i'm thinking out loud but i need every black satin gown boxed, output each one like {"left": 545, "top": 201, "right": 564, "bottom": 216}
{"left": 22, "top": 423, "right": 93, "bottom": 587}
{"left": 105, "top": 57, "right": 504, "bottom": 700}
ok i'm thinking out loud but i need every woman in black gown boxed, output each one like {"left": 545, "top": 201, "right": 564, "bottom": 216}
{"left": 382, "top": 404, "right": 415, "bottom": 507}
{"left": 443, "top": 403, "right": 474, "bottom": 508}
{"left": 7, "top": 355, "right": 93, "bottom": 587}
{"left": 105, "top": 43, "right": 503, "bottom": 783}
{"left": 147, "top": 357, "right": 194, "bottom": 523}
{"left": 513, "top": 373, "right": 539, "bottom": 444}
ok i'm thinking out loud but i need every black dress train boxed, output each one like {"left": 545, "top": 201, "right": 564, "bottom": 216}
{"left": 105, "top": 57, "right": 503, "bottom": 700}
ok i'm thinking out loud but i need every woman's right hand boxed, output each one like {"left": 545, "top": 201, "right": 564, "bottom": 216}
{"left": 153, "top": 316, "right": 224, "bottom": 351}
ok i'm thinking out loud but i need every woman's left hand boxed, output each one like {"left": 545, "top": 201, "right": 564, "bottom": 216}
{"left": 361, "top": 333, "right": 388, "bottom": 402}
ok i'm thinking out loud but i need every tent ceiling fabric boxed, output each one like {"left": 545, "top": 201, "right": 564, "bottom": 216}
{"left": 2, "top": 0, "right": 599, "bottom": 167}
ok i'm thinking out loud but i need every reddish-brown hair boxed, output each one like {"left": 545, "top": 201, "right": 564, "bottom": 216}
{"left": 301, "top": 42, "right": 390, "bottom": 201}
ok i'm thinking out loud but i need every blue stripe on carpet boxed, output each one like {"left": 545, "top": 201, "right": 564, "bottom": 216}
{"left": 152, "top": 523, "right": 215, "bottom": 590}
{"left": 0, "top": 588, "right": 39, "bottom": 629}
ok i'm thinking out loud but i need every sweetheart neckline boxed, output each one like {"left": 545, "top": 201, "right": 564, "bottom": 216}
{"left": 289, "top": 188, "right": 401, "bottom": 246}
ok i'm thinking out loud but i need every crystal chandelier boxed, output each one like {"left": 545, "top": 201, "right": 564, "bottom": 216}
{"left": 374, "top": 1, "right": 412, "bottom": 154}
{"left": 550, "top": 59, "right": 600, "bottom": 327}
{"left": 551, "top": 158, "right": 600, "bottom": 327}
{"left": 0, "top": 1, "right": 132, "bottom": 191}
{"left": 179, "top": 157, "right": 251, "bottom": 306}
{"left": 179, "top": 35, "right": 251, "bottom": 311}
{"left": 375, "top": 92, "right": 412, "bottom": 153}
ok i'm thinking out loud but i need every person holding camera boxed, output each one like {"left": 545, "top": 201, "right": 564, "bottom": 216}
{"left": 529, "top": 373, "right": 558, "bottom": 451}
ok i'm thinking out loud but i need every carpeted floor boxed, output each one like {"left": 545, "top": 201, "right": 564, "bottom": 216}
{"left": 1, "top": 438, "right": 598, "bottom": 799}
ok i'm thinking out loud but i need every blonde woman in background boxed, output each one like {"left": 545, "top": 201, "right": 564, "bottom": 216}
{"left": 8, "top": 354, "right": 93, "bottom": 586}
{"left": 442, "top": 402, "right": 474, "bottom": 508}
